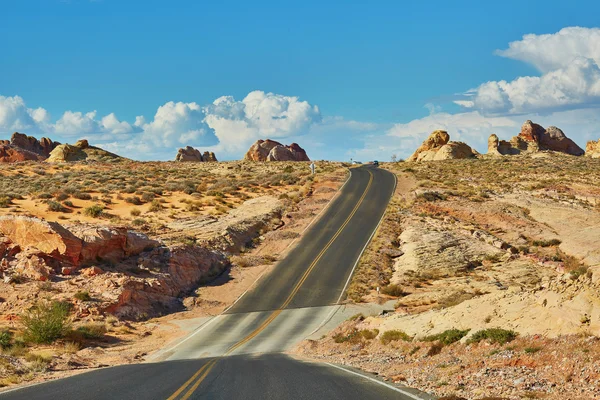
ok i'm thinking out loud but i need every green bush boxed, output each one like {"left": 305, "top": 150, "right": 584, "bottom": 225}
{"left": 531, "top": 238, "right": 562, "bottom": 247}
{"left": 467, "top": 328, "right": 518, "bottom": 345}
{"left": 0, "top": 330, "right": 12, "bottom": 349}
{"left": 423, "top": 329, "right": 470, "bottom": 346}
{"left": 148, "top": 199, "right": 162, "bottom": 212}
{"left": 74, "top": 291, "right": 92, "bottom": 301}
{"left": 83, "top": 204, "right": 104, "bottom": 218}
{"left": 21, "top": 301, "right": 71, "bottom": 344}
{"left": 46, "top": 200, "right": 67, "bottom": 212}
{"left": 130, "top": 208, "right": 141, "bottom": 217}
{"left": 75, "top": 323, "right": 106, "bottom": 340}
{"left": 380, "top": 330, "right": 412, "bottom": 345}
{"left": 380, "top": 284, "right": 406, "bottom": 297}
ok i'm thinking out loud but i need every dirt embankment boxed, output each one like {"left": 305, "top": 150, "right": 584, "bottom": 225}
{"left": 297, "top": 155, "right": 600, "bottom": 400}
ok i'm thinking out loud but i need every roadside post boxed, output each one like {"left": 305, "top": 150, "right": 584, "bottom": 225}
{"left": 310, "top": 162, "right": 315, "bottom": 175}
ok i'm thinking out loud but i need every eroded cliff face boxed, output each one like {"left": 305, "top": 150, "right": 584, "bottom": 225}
{"left": 0, "top": 195, "right": 283, "bottom": 319}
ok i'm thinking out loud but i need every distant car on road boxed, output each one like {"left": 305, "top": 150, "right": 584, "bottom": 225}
{"left": 373, "top": 160, "right": 379, "bottom": 166}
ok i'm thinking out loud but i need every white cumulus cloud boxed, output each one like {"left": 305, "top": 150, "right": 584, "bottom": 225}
{"left": 457, "top": 27, "right": 600, "bottom": 115}
{"left": 0, "top": 95, "right": 49, "bottom": 133}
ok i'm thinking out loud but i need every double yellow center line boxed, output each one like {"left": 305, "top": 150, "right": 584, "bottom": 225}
{"left": 168, "top": 170, "right": 374, "bottom": 400}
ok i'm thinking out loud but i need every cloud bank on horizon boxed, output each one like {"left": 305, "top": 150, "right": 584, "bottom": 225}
{"left": 2, "top": 26, "right": 600, "bottom": 161}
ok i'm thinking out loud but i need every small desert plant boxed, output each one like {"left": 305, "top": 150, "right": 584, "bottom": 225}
{"left": 74, "top": 290, "right": 92, "bottom": 301}
{"left": 130, "top": 208, "right": 141, "bottom": 217}
{"left": 467, "top": 328, "right": 518, "bottom": 345}
{"left": 75, "top": 323, "right": 106, "bottom": 340}
{"left": 21, "top": 301, "right": 71, "bottom": 344}
{"left": 46, "top": 200, "right": 67, "bottom": 212}
{"left": 83, "top": 204, "right": 104, "bottom": 218}
{"left": 380, "top": 330, "right": 412, "bottom": 344}
{"left": 423, "top": 329, "right": 470, "bottom": 345}
{"left": 380, "top": 284, "right": 407, "bottom": 297}
{"left": 524, "top": 346, "right": 542, "bottom": 354}
{"left": 0, "top": 330, "right": 12, "bottom": 349}
{"left": 148, "top": 199, "right": 162, "bottom": 212}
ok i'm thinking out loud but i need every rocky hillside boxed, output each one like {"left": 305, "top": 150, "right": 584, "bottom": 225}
{"left": 488, "top": 120, "right": 584, "bottom": 156}
{"left": 408, "top": 130, "right": 478, "bottom": 162}
{"left": 244, "top": 139, "right": 310, "bottom": 161}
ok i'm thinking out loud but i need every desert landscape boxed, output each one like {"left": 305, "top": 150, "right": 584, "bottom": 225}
{"left": 0, "top": 132, "right": 351, "bottom": 388}
{"left": 1, "top": 118, "right": 600, "bottom": 400}
{"left": 297, "top": 121, "right": 600, "bottom": 399}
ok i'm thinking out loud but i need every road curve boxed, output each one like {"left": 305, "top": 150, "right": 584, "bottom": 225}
{"left": 0, "top": 166, "right": 431, "bottom": 400}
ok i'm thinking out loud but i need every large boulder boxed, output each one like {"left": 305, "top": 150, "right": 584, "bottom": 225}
{"left": 47, "top": 144, "right": 87, "bottom": 162}
{"left": 267, "top": 145, "right": 296, "bottom": 161}
{"left": 287, "top": 143, "right": 310, "bottom": 161}
{"left": 244, "top": 139, "right": 310, "bottom": 162}
{"left": 408, "top": 131, "right": 476, "bottom": 162}
{"left": 519, "top": 120, "right": 545, "bottom": 143}
{"left": 540, "top": 126, "right": 585, "bottom": 155}
{"left": 244, "top": 139, "right": 283, "bottom": 161}
{"left": 586, "top": 139, "right": 600, "bottom": 158}
{"left": 490, "top": 121, "right": 584, "bottom": 156}
{"left": 407, "top": 130, "right": 450, "bottom": 161}
{"left": 175, "top": 146, "right": 203, "bottom": 162}
{"left": 0, "top": 216, "right": 83, "bottom": 265}
{"left": 10, "top": 132, "right": 59, "bottom": 157}
{"left": 202, "top": 151, "right": 218, "bottom": 162}
{"left": 0, "top": 216, "right": 158, "bottom": 271}
{"left": 69, "top": 225, "right": 159, "bottom": 265}
{"left": 433, "top": 142, "right": 478, "bottom": 161}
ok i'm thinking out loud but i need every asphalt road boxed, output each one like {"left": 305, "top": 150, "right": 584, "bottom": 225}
{"left": 0, "top": 166, "right": 430, "bottom": 400}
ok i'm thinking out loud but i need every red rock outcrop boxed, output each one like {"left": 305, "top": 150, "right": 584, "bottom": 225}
{"left": 0, "top": 144, "right": 44, "bottom": 162}
{"left": 244, "top": 139, "right": 310, "bottom": 161}
{"left": 488, "top": 121, "right": 584, "bottom": 156}
{"left": 10, "top": 132, "right": 59, "bottom": 157}
{"left": 0, "top": 217, "right": 158, "bottom": 270}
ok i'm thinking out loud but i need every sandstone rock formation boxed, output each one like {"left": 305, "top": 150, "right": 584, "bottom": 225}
{"left": 47, "top": 140, "right": 122, "bottom": 163}
{"left": 488, "top": 120, "right": 584, "bottom": 156}
{"left": 244, "top": 139, "right": 310, "bottom": 161}
{"left": 202, "top": 151, "right": 218, "bottom": 162}
{"left": 408, "top": 130, "right": 477, "bottom": 162}
{"left": 175, "top": 146, "right": 202, "bottom": 161}
{"left": 0, "top": 132, "right": 60, "bottom": 163}
{"left": 174, "top": 146, "right": 218, "bottom": 162}
{"left": 586, "top": 139, "right": 600, "bottom": 158}
{"left": 0, "top": 216, "right": 158, "bottom": 273}
{"left": 9, "top": 132, "right": 60, "bottom": 157}
{"left": 0, "top": 144, "right": 43, "bottom": 163}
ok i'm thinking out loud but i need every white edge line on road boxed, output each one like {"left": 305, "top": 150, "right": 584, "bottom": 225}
{"left": 308, "top": 169, "right": 398, "bottom": 336}
{"left": 154, "top": 168, "right": 353, "bottom": 358}
{"left": 324, "top": 362, "right": 427, "bottom": 400}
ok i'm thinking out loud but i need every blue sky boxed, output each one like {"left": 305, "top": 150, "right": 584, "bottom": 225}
{"left": 2, "top": 0, "right": 600, "bottom": 160}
